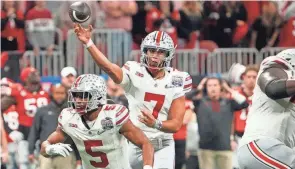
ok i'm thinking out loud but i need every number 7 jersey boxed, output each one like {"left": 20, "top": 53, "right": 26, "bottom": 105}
{"left": 120, "top": 61, "right": 192, "bottom": 139}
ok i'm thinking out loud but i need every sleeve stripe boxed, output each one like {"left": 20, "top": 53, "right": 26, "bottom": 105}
{"left": 116, "top": 111, "right": 129, "bottom": 125}
{"left": 184, "top": 83, "right": 192, "bottom": 89}
{"left": 185, "top": 76, "right": 192, "bottom": 81}
{"left": 116, "top": 106, "right": 127, "bottom": 117}
{"left": 273, "top": 60, "right": 289, "bottom": 70}
{"left": 58, "top": 122, "right": 63, "bottom": 127}
{"left": 123, "top": 65, "right": 130, "bottom": 71}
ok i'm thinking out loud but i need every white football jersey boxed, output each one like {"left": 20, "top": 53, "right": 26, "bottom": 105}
{"left": 58, "top": 104, "right": 131, "bottom": 169}
{"left": 240, "top": 56, "right": 295, "bottom": 147}
{"left": 120, "top": 61, "right": 192, "bottom": 139}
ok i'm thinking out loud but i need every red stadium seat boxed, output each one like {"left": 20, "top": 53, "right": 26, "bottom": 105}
{"left": 199, "top": 40, "right": 218, "bottom": 52}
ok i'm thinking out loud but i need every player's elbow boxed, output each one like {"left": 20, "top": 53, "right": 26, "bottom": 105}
{"left": 104, "top": 64, "right": 122, "bottom": 84}
{"left": 170, "top": 121, "right": 182, "bottom": 133}
{"left": 174, "top": 124, "right": 182, "bottom": 133}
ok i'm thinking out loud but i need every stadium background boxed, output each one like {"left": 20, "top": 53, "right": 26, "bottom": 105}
{"left": 1, "top": 1, "right": 294, "bottom": 169}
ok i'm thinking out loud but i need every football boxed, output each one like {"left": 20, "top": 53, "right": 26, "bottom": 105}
{"left": 69, "top": 1, "right": 91, "bottom": 23}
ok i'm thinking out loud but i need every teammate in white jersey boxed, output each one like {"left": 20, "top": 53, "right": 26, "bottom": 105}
{"left": 237, "top": 49, "right": 295, "bottom": 169}
{"left": 40, "top": 74, "right": 154, "bottom": 169}
{"left": 73, "top": 24, "right": 192, "bottom": 169}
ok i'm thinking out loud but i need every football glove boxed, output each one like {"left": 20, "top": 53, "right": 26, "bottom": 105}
{"left": 45, "top": 143, "right": 72, "bottom": 157}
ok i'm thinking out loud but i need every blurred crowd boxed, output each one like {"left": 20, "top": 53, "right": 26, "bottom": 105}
{"left": 0, "top": 1, "right": 294, "bottom": 169}
{"left": 1, "top": 1, "right": 295, "bottom": 55}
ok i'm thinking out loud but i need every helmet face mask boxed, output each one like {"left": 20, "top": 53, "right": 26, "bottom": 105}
{"left": 140, "top": 31, "right": 175, "bottom": 70}
{"left": 68, "top": 74, "right": 106, "bottom": 115}
{"left": 142, "top": 47, "right": 170, "bottom": 70}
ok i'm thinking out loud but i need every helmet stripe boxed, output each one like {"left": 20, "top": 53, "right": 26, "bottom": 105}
{"left": 74, "top": 76, "right": 82, "bottom": 87}
{"left": 156, "top": 31, "right": 163, "bottom": 45}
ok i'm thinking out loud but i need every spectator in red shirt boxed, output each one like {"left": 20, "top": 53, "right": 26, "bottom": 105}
{"left": 146, "top": 1, "right": 179, "bottom": 45}
{"left": 173, "top": 99, "right": 194, "bottom": 169}
{"left": 132, "top": 1, "right": 154, "bottom": 49}
{"left": 26, "top": 1, "right": 55, "bottom": 57}
{"left": 1, "top": 1, "right": 25, "bottom": 52}
{"left": 278, "top": 1, "right": 295, "bottom": 47}
{"left": 232, "top": 65, "right": 258, "bottom": 169}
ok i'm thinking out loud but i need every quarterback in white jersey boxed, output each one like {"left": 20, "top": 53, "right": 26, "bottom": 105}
{"left": 40, "top": 74, "right": 154, "bottom": 169}
{"left": 74, "top": 24, "right": 192, "bottom": 169}
{"left": 237, "top": 49, "right": 295, "bottom": 169}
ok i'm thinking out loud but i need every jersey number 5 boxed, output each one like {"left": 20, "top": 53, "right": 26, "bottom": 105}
{"left": 84, "top": 140, "right": 109, "bottom": 168}
{"left": 144, "top": 92, "right": 165, "bottom": 119}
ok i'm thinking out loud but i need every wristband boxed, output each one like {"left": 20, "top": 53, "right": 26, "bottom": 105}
{"left": 143, "top": 165, "right": 153, "bottom": 169}
{"left": 153, "top": 119, "right": 162, "bottom": 130}
{"left": 85, "top": 39, "right": 94, "bottom": 48}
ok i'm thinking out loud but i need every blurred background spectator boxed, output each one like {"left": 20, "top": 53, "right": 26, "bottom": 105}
{"left": 231, "top": 65, "right": 258, "bottom": 169}
{"left": 192, "top": 77, "right": 249, "bottom": 169}
{"left": 106, "top": 78, "right": 128, "bottom": 107}
{"left": 1, "top": 1, "right": 25, "bottom": 52}
{"left": 176, "top": 1, "right": 203, "bottom": 49}
{"left": 131, "top": 1, "right": 152, "bottom": 49}
{"left": 146, "top": 1, "right": 179, "bottom": 44}
{"left": 60, "top": 66, "right": 77, "bottom": 90}
{"left": 185, "top": 99, "right": 200, "bottom": 169}
{"left": 250, "top": 2, "right": 283, "bottom": 50}
{"left": 174, "top": 99, "right": 195, "bottom": 169}
{"left": 0, "top": 1, "right": 294, "bottom": 169}
{"left": 54, "top": 1, "right": 101, "bottom": 57}
{"left": 28, "top": 84, "right": 78, "bottom": 169}
{"left": 100, "top": 1, "right": 137, "bottom": 64}
{"left": 25, "top": 1, "right": 55, "bottom": 57}
{"left": 1, "top": 116, "right": 9, "bottom": 169}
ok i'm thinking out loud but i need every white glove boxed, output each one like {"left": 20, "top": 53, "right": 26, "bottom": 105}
{"left": 9, "top": 131, "right": 24, "bottom": 142}
{"left": 143, "top": 165, "right": 153, "bottom": 169}
{"left": 45, "top": 143, "right": 72, "bottom": 157}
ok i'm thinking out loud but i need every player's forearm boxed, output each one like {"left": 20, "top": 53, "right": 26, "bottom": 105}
{"left": 87, "top": 42, "right": 123, "bottom": 83}
{"left": 141, "top": 141, "right": 154, "bottom": 167}
{"left": 159, "top": 119, "right": 182, "bottom": 133}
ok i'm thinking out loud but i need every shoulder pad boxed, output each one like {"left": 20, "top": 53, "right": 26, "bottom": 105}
{"left": 104, "top": 104, "right": 120, "bottom": 111}
{"left": 123, "top": 61, "right": 140, "bottom": 72}
{"left": 180, "top": 71, "right": 192, "bottom": 93}
{"left": 260, "top": 56, "right": 293, "bottom": 71}
{"left": 58, "top": 108, "right": 75, "bottom": 128}
{"left": 115, "top": 105, "right": 129, "bottom": 126}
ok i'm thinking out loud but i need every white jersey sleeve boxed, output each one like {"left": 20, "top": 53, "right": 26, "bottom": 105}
{"left": 57, "top": 108, "right": 74, "bottom": 133}
{"left": 120, "top": 61, "right": 133, "bottom": 92}
{"left": 114, "top": 105, "right": 130, "bottom": 131}
{"left": 172, "top": 71, "right": 192, "bottom": 99}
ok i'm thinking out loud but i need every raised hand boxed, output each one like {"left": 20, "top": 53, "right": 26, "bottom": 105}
{"left": 74, "top": 23, "right": 93, "bottom": 44}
